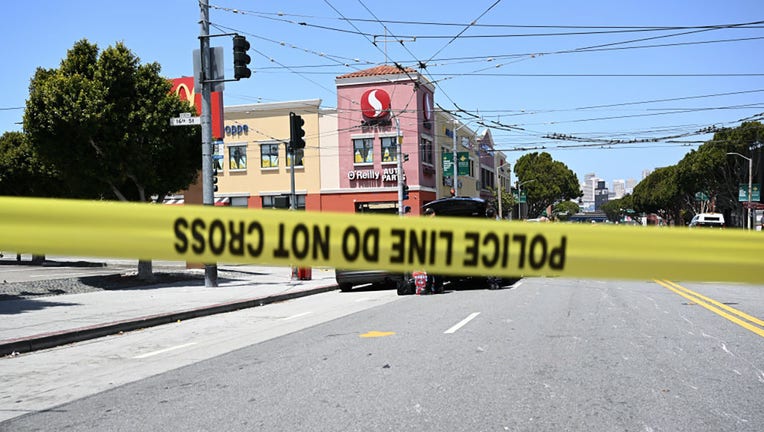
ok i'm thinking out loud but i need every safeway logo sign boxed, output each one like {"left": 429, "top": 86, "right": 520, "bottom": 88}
{"left": 360, "top": 89, "right": 391, "bottom": 119}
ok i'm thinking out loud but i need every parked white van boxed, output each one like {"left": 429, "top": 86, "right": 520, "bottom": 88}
{"left": 689, "top": 213, "right": 725, "bottom": 228}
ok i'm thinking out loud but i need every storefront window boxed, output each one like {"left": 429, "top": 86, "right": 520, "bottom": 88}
{"left": 229, "top": 144, "right": 247, "bottom": 170}
{"left": 262, "top": 195, "right": 305, "bottom": 209}
{"left": 260, "top": 143, "right": 279, "bottom": 168}
{"left": 353, "top": 138, "right": 374, "bottom": 164}
{"left": 380, "top": 136, "right": 397, "bottom": 163}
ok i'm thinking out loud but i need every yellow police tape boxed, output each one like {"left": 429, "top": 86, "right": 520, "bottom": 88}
{"left": 0, "top": 196, "right": 762, "bottom": 284}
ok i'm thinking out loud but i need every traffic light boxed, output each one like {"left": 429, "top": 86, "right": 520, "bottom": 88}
{"left": 232, "top": 35, "right": 251, "bottom": 80}
{"left": 212, "top": 167, "right": 219, "bottom": 192}
{"left": 289, "top": 112, "right": 306, "bottom": 151}
{"left": 403, "top": 183, "right": 410, "bottom": 200}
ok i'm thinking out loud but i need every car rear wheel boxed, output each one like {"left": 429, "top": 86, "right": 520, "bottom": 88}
{"left": 339, "top": 283, "right": 353, "bottom": 292}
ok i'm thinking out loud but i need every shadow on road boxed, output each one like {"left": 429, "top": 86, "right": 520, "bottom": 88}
{"left": 0, "top": 296, "right": 79, "bottom": 315}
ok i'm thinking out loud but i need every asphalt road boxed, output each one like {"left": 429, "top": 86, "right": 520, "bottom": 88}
{"left": 2, "top": 277, "right": 763, "bottom": 431}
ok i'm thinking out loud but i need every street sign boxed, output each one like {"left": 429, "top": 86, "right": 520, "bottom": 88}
{"left": 170, "top": 116, "right": 201, "bottom": 126}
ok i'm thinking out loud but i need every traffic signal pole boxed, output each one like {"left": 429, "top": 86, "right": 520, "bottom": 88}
{"left": 288, "top": 112, "right": 306, "bottom": 211}
{"left": 199, "top": 0, "right": 217, "bottom": 286}
{"left": 196, "top": 1, "right": 252, "bottom": 287}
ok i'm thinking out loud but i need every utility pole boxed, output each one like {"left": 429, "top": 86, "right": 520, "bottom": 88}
{"left": 452, "top": 120, "right": 458, "bottom": 197}
{"left": 396, "top": 116, "right": 405, "bottom": 215}
{"left": 496, "top": 159, "right": 503, "bottom": 219}
{"left": 199, "top": 0, "right": 217, "bottom": 286}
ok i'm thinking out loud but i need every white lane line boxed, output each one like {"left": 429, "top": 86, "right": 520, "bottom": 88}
{"left": 445, "top": 312, "right": 481, "bottom": 334}
{"left": 133, "top": 342, "right": 197, "bottom": 359}
{"left": 281, "top": 312, "right": 311, "bottom": 320}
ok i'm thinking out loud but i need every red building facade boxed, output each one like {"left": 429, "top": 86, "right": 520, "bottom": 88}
{"left": 320, "top": 66, "right": 438, "bottom": 215}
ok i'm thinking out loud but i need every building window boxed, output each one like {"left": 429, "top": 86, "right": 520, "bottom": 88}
{"left": 380, "top": 137, "right": 397, "bottom": 163}
{"left": 229, "top": 144, "right": 247, "bottom": 170}
{"left": 286, "top": 148, "right": 304, "bottom": 167}
{"left": 260, "top": 143, "right": 279, "bottom": 168}
{"left": 480, "top": 167, "right": 494, "bottom": 190}
{"left": 420, "top": 137, "right": 433, "bottom": 165}
{"left": 353, "top": 138, "right": 373, "bottom": 164}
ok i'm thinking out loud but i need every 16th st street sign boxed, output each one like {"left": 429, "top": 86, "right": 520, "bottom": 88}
{"left": 170, "top": 112, "right": 201, "bottom": 126}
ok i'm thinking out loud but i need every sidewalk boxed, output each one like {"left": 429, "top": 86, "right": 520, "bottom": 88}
{"left": 0, "top": 262, "right": 337, "bottom": 356}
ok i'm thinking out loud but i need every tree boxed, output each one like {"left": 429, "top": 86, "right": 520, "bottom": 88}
{"left": 514, "top": 152, "right": 582, "bottom": 218}
{"left": 0, "top": 132, "right": 62, "bottom": 197}
{"left": 487, "top": 186, "right": 516, "bottom": 219}
{"left": 600, "top": 195, "right": 634, "bottom": 223}
{"left": 23, "top": 39, "right": 201, "bottom": 279}
{"left": 0, "top": 131, "right": 63, "bottom": 264}
{"left": 706, "top": 122, "right": 763, "bottom": 227}
{"left": 672, "top": 121, "right": 764, "bottom": 227}
{"left": 632, "top": 165, "right": 684, "bottom": 224}
{"left": 553, "top": 200, "right": 580, "bottom": 221}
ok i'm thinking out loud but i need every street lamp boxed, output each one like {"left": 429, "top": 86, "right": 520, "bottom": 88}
{"left": 517, "top": 179, "right": 535, "bottom": 220}
{"left": 495, "top": 159, "right": 507, "bottom": 219}
{"left": 727, "top": 152, "right": 752, "bottom": 230}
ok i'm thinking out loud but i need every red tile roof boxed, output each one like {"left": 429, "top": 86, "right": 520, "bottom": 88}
{"left": 337, "top": 64, "right": 418, "bottom": 79}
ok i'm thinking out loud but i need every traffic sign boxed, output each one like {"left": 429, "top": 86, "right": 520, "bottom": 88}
{"left": 170, "top": 116, "right": 201, "bottom": 126}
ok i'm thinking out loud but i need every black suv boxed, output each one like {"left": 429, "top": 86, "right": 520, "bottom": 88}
{"left": 396, "top": 197, "right": 519, "bottom": 295}
{"left": 336, "top": 197, "right": 519, "bottom": 294}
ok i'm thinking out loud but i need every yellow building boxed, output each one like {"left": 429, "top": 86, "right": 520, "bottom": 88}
{"left": 216, "top": 99, "right": 327, "bottom": 209}
{"left": 433, "top": 110, "right": 481, "bottom": 198}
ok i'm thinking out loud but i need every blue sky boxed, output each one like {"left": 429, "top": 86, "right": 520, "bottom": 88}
{"left": 3, "top": 1, "right": 762, "bottom": 186}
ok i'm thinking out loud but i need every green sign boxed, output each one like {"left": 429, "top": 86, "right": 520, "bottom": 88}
{"left": 456, "top": 152, "right": 470, "bottom": 176}
{"left": 738, "top": 184, "right": 761, "bottom": 201}
{"left": 695, "top": 192, "right": 709, "bottom": 202}
{"left": 442, "top": 152, "right": 470, "bottom": 176}
{"left": 513, "top": 191, "right": 527, "bottom": 203}
{"left": 442, "top": 153, "right": 453, "bottom": 173}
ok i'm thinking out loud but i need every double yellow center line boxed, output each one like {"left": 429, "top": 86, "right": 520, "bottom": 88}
{"left": 655, "top": 280, "right": 764, "bottom": 338}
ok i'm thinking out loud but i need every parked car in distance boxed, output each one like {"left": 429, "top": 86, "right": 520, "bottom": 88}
{"left": 689, "top": 212, "right": 725, "bottom": 228}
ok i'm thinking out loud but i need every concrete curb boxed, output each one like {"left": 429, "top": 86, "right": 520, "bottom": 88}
{"left": 1, "top": 284, "right": 338, "bottom": 357}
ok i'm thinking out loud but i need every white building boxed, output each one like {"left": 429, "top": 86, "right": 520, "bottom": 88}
{"left": 612, "top": 179, "right": 626, "bottom": 199}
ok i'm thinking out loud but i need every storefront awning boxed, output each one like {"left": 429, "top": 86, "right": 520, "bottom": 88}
{"left": 162, "top": 196, "right": 230, "bottom": 206}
